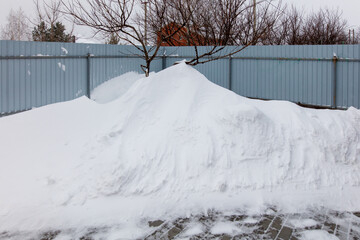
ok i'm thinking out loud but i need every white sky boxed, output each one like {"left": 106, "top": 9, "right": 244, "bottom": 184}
{"left": 280, "top": 0, "right": 359, "bottom": 28}
{"left": 0, "top": 0, "right": 359, "bottom": 40}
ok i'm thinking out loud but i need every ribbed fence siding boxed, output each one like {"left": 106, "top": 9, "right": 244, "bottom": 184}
{"left": 161, "top": 45, "right": 360, "bottom": 108}
{"left": 1, "top": 42, "right": 359, "bottom": 115}
{"left": 232, "top": 58, "right": 333, "bottom": 106}
{"left": 0, "top": 41, "right": 87, "bottom": 113}
{"left": 230, "top": 45, "right": 333, "bottom": 107}
{"left": 0, "top": 41, "right": 150, "bottom": 114}
{"left": 88, "top": 44, "right": 144, "bottom": 89}
{"left": 335, "top": 45, "right": 360, "bottom": 108}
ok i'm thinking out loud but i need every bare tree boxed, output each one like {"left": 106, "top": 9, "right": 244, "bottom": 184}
{"left": 261, "top": 6, "right": 350, "bottom": 46}
{"left": 284, "top": 7, "right": 305, "bottom": 45}
{"left": 356, "top": 28, "right": 360, "bottom": 44}
{"left": 302, "top": 8, "right": 348, "bottom": 45}
{"left": 157, "top": 0, "right": 282, "bottom": 65}
{"left": 246, "top": 0, "right": 285, "bottom": 45}
{"left": 1, "top": 8, "right": 31, "bottom": 41}
{"left": 261, "top": 5, "right": 304, "bottom": 45}
{"left": 34, "top": 0, "right": 62, "bottom": 27}
{"left": 347, "top": 27, "right": 359, "bottom": 44}
{"left": 61, "top": 0, "right": 192, "bottom": 76}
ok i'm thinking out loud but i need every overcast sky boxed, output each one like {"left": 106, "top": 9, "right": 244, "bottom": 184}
{"left": 280, "top": 0, "right": 359, "bottom": 28}
{"left": 0, "top": 0, "right": 359, "bottom": 40}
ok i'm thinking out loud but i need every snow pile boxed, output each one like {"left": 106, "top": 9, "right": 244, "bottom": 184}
{"left": 91, "top": 71, "right": 144, "bottom": 103}
{"left": 0, "top": 63, "right": 360, "bottom": 232}
{"left": 289, "top": 219, "right": 319, "bottom": 229}
{"left": 85, "top": 63, "right": 360, "bottom": 196}
{"left": 180, "top": 222, "right": 204, "bottom": 237}
{"left": 210, "top": 221, "right": 243, "bottom": 235}
{"left": 301, "top": 230, "right": 340, "bottom": 240}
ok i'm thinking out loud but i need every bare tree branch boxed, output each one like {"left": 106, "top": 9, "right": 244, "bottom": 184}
{"left": 1, "top": 8, "right": 31, "bottom": 41}
{"left": 61, "top": 0, "right": 194, "bottom": 76}
{"left": 163, "top": 0, "right": 283, "bottom": 65}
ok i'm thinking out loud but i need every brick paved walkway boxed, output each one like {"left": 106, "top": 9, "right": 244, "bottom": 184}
{"left": 1, "top": 208, "right": 360, "bottom": 239}
{"left": 144, "top": 208, "right": 360, "bottom": 240}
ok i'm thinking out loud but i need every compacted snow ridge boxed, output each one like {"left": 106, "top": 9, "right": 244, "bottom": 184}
{"left": 210, "top": 221, "right": 243, "bottom": 235}
{"left": 91, "top": 71, "right": 145, "bottom": 104}
{"left": 288, "top": 219, "right": 319, "bottom": 229}
{"left": 0, "top": 63, "right": 359, "bottom": 237}
{"left": 301, "top": 230, "right": 340, "bottom": 240}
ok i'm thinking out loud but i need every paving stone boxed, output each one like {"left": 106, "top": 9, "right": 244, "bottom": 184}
{"left": 353, "top": 215, "right": 360, "bottom": 224}
{"left": 145, "top": 224, "right": 172, "bottom": 239}
{"left": 79, "top": 228, "right": 99, "bottom": 240}
{"left": 271, "top": 217, "right": 283, "bottom": 230}
{"left": 149, "top": 220, "right": 165, "bottom": 227}
{"left": 166, "top": 226, "right": 182, "bottom": 238}
{"left": 220, "top": 234, "right": 232, "bottom": 240}
{"left": 350, "top": 229, "right": 360, "bottom": 239}
{"left": 277, "top": 226, "right": 293, "bottom": 240}
{"left": 79, "top": 236, "right": 93, "bottom": 240}
{"left": 0, "top": 232, "right": 9, "bottom": 238}
{"left": 189, "top": 236, "right": 203, "bottom": 240}
{"left": 323, "top": 222, "right": 337, "bottom": 234}
{"left": 257, "top": 218, "right": 273, "bottom": 232}
{"left": 225, "top": 215, "right": 246, "bottom": 222}
{"left": 269, "top": 227, "right": 280, "bottom": 239}
{"left": 39, "top": 230, "right": 61, "bottom": 240}
{"left": 335, "top": 230, "right": 349, "bottom": 239}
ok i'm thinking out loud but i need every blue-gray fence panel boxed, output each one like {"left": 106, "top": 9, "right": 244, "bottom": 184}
{"left": 231, "top": 58, "right": 332, "bottom": 106}
{"left": 335, "top": 45, "right": 360, "bottom": 108}
{"left": 163, "top": 45, "right": 359, "bottom": 109}
{"left": 1, "top": 41, "right": 359, "bottom": 115}
{"left": 0, "top": 41, "right": 155, "bottom": 114}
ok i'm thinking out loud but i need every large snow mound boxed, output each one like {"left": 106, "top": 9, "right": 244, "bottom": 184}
{"left": 91, "top": 71, "right": 144, "bottom": 103}
{"left": 0, "top": 63, "right": 360, "bottom": 231}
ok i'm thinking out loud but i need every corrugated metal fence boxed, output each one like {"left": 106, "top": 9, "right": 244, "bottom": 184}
{"left": 0, "top": 41, "right": 359, "bottom": 115}
{"left": 163, "top": 45, "right": 360, "bottom": 109}
{"left": 0, "top": 41, "right": 162, "bottom": 115}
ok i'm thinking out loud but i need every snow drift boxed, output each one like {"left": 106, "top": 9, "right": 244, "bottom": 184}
{"left": 0, "top": 63, "right": 360, "bottom": 232}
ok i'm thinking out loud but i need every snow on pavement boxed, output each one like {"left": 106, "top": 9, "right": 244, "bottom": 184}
{"left": 301, "top": 230, "right": 340, "bottom": 240}
{"left": 0, "top": 63, "right": 359, "bottom": 235}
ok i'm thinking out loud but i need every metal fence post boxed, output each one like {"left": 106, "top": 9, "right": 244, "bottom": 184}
{"left": 229, "top": 55, "right": 232, "bottom": 91}
{"left": 162, "top": 53, "right": 166, "bottom": 70}
{"left": 332, "top": 55, "right": 338, "bottom": 108}
{"left": 86, "top": 53, "right": 91, "bottom": 98}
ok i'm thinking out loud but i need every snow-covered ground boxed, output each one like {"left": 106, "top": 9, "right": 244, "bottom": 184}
{"left": 0, "top": 63, "right": 359, "bottom": 239}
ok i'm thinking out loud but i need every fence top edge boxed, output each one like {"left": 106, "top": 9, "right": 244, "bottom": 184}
{"left": 1, "top": 55, "right": 359, "bottom": 62}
